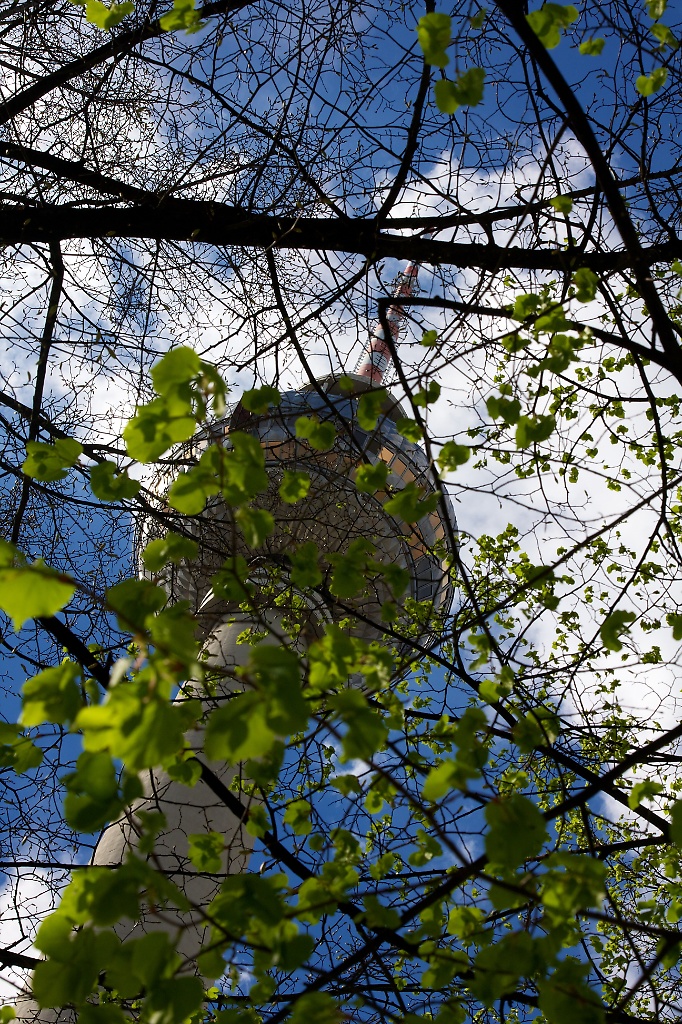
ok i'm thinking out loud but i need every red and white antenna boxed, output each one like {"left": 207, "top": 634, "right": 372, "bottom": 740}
{"left": 354, "top": 237, "right": 432, "bottom": 384}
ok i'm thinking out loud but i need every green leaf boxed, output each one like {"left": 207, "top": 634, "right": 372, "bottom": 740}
{"left": 515, "top": 414, "right": 556, "bottom": 448}
{"left": 328, "top": 538, "right": 374, "bottom": 598}
{"left": 479, "top": 666, "right": 514, "bottom": 705}
{"left": 0, "top": 545, "right": 75, "bottom": 631}
{"left": 166, "top": 752, "right": 202, "bottom": 787}
{"left": 647, "top": 0, "right": 666, "bottom": 17}
{"left": 205, "top": 693, "right": 277, "bottom": 763}
{"left": 107, "top": 577, "right": 167, "bottom": 631}
{"left": 0, "top": 723, "right": 43, "bottom": 773}
{"left": 513, "top": 292, "right": 543, "bottom": 319}
{"left": 434, "top": 67, "right": 485, "bottom": 113}
{"left": 534, "top": 305, "right": 568, "bottom": 333}
{"left": 651, "top": 22, "right": 679, "bottom": 49}
{"left": 123, "top": 397, "right": 196, "bottom": 463}
{"left": 526, "top": 3, "right": 578, "bottom": 49}
{"left": 188, "top": 832, "right": 224, "bottom": 873}
{"left": 295, "top": 415, "right": 336, "bottom": 450}
{"left": 415, "top": 11, "right": 452, "bottom": 67}
{"left": 62, "top": 751, "right": 126, "bottom": 832}
{"left": 447, "top": 905, "right": 487, "bottom": 943}
{"left": 145, "top": 976, "right": 204, "bottom": 1024}
{"left": 628, "top": 780, "right": 663, "bottom": 809}
{"left": 549, "top": 194, "right": 573, "bottom": 213}
{"left": 572, "top": 266, "right": 599, "bottom": 301}
{"left": 90, "top": 461, "right": 140, "bottom": 500}
{"left": 211, "top": 555, "right": 252, "bottom": 601}
{"left": 423, "top": 759, "right": 474, "bottom": 801}
{"left": 244, "top": 805, "right": 270, "bottom": 838}
{"left": 76, "top": 677, "right": 198, "bottom": 772}
{"left": 513, "top": 706, "right": 561, "bottom": 752}
{"left": 395, "top": 417, "right": 423, "bottom": 441}
{"left": 206, "top": 646, "right": 306, "bottom": 762}
{"left": 383, "top": 481, "right": 440, "bottom": 522}
{"left": 469, "top": 6, "right": 486, "bottom": 29}
{"left": 438, "top": 440, "right": 471, "bottom": 471}
{"left": 23, "top": 438, "right": 83, "bottom": 482}
{"left": 600, "top": 609, "right": 637, "bottom": 651}
{"left": 636, "top": 66, "right": 668, "bottom": 96}
{"left": 328, "top": 689, "right": 388, "bottom": 761}
{"left": 247, "top": 644, "right": 307, "bottom": 733}
{"left": 357, "top": 388, "right": 388, "bottom": 430}
{"left": 169, "top": 435, "right": 268, "bottom": 513}
{"left": 485, "top": 794, "right": 548, "bottom": 869}
{"left": 537, "top": 959, "right": 605, "bottom": 1024}
{"left": 289, "top": 992, "right": 342, "bottom": 1024}
{"left": 236, "top": 506, "right": 274, "bottom": 547}
{"left": 284, "top": 799, "right": 313, "bottom": 835}
{"left": 142, "top": 531, "right": 198, "bottom": 573}
{"left": 151, "top": 346, "right": 201, "bottom": 395}
{"left": 667, "top": 612, "right": 682, "bottom": 639}
{"left": 540, "top": 853, "right": 606, "bottom": 926}
{"left": 21, "top": 661, "right": 82, "bottom": 727}
{"left": 414, "top": 380, "right": 441, "bottom": 407}
{"left": 279, "top": 469, "right": 311, "bottom": 503}
{"left": 355, "top": 461, "right": 390, "bottom": 493}
{"left": 289, "top": 541, "right": 323, "bottom": 589}
{"left": 331, "top": 774, "right": 362, "bottom": 796}
{"left": 486, "top": 393, "right": 521, "bottom": 425}
{"left": 420, "top": 329, "right": 439, "bottom": 347}
{"left": 84, "top": 0, "right": 133, "bottom": 27}
{"left": 241, "top": 385, "right": 281, "bottom": 413}
{"left": 470, "top": 931, "right": 537, "bottom": 1005}
{"left": 167, "top": 464, "right": 217, "bottom": 514}
{"left": 579, "top": 36, "right": 605, "bottom": 54}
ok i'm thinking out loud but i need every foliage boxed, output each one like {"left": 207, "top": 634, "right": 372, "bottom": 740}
{"left": 1, "top": 2, "right": 682, "bottom": 1024}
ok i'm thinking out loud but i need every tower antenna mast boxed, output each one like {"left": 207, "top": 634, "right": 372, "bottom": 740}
{"left": 354, "top": 240, "right": 431, "bottom": 383}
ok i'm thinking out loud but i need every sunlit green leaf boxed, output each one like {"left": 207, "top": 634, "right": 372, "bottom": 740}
{"left": 573, "top": 266, "right": 599, "bottom": 301}
{"left": 85, "top": 0, "right": 134, "bottom": 28}
{"left": 21, "top": 661, "right": 82, "bottom": 727}
{"left": 279, "top": 469, "right": 311, "bottom": 503}
{"left": 628, "top": 780, "right": 663, "bottom": 809}
{"left": 188, "top": 832, "right": 224, "bottom": 873}
{"left": 579, "top": 36, "right": 605, "bottom": 54}
{"left": 434, "top": 67, "right": 485, "bottom": 114}
{"left": 0, "top": 543, "right": 75, "bottom": 631}
{"left": 526, "top": 3, "right": 578, "bottom": 49}
{"left": 415, "top": 11, "right": 451, "bottom": 67}
{"left": 142, "top": 531, "right": 198, "bottom": 572}
{"left": 635, "top": 66, "right": 668, "bottom": 96}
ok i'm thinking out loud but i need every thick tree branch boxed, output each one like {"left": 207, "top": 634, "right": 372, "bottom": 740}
{"left": 2, "top": 204, "right": 682, "bottom": 273}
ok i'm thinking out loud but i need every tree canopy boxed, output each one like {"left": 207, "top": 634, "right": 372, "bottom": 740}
{"left": 2, "top": 1, "right": 682, "bottom": 1023}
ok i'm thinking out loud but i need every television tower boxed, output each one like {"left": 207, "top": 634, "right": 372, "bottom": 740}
{"left": 16, "top": 254, "right": 456, "bottom": 1018}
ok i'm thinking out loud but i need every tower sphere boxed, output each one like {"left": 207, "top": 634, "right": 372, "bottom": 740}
{"left": 150, "top": 375, "right": 456, "bottom": 646}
